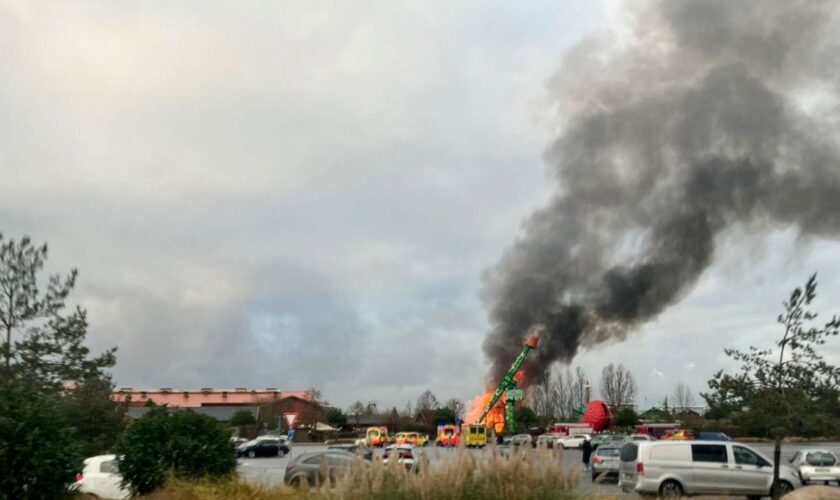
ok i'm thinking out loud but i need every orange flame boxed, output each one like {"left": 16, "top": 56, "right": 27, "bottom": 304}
{"left": 464, "top": 370, "right": 528, "bottom": 434}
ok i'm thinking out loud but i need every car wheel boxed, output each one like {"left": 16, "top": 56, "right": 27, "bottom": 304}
{"left": 591, "top": 472, "right": 598, "bottom": 482}
{"left": 277, "top": 449, "right": 286, "bottom": 458}
{"left": 247, "top": 450, "right": 256, "bottom": 458}
{"left": 778, "top": 480, "right": 794, "bottom": 496}
{"left": 658, "top": 480, "right": 684, "bottom": 498}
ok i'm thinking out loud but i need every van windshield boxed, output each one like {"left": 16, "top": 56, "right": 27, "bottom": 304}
{"left": 620, "top": 443, "right": 638, "bottom": 462}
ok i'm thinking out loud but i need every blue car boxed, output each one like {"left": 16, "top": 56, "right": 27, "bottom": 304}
{"left": 697, "top": 432, "right": 731, "bottom": 441}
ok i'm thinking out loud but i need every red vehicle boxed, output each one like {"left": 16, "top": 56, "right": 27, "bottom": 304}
{"left": 436, "top": 424, "right": 460, "bottom": 447}
{"left": 548, "top": 423, "right": 593, "bottom": 437}
{"left": 634, "top": 423, "right": 680, "bottom": 439}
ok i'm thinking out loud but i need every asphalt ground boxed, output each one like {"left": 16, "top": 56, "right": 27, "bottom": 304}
{"left": 237, "top": 442, "right": 840, "bottom": 497}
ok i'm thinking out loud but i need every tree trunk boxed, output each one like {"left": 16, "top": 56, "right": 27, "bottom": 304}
{"left": 771, "top": 436, "right": 781, "bottom": 500}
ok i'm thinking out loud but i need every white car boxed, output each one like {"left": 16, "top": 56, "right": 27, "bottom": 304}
{"left": 789, "top": 449, "right": 840, "bottom": 485}
{"left": 73, "top": 454, "right": 130, "bottom": 500}
{"left": 558, "top": 434, "right": 591, "bottom": 449}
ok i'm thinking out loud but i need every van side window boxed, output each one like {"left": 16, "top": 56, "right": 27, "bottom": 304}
{"left": 733, "top": 446, "right": 766, "bottom": 466}
{"left": 691, "top": 444, "right": 727, "bottom": 463}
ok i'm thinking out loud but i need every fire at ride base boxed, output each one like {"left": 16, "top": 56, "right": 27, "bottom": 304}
{"left": 477, "top": 335, "right": 539, "bottom": 434}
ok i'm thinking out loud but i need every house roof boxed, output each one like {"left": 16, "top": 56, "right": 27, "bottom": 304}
{"left": 414, "top": 409, "right": 437, "bottom": 424}
{"left": 112, "top": 388, "right": 314, "bottom": 408}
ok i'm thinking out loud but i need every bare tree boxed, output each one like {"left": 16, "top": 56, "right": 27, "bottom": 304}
{"left": 415, "top": 390, "right": 439, "bottom": 411}
{"left": 528, "top": 371, "right": 554, "bottom": 425}
{"left": 553, "top": 366, "right": 588, "bottom": 419}
{"left": 672, "top": 382, "right": 694, "bottom": 411}
{"left": 442, "top": 398, "right": 463, "bottom": 419}
{"left": 599, "top": 363, "right": 637, "bottom": 408}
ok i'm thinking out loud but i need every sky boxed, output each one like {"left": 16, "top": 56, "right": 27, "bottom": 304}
{"left": 1, "top": 0, "right": 839, "bottom": 413}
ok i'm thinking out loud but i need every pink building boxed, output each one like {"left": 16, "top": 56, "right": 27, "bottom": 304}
{"left": 112, "top": 387, "right": 314, "bottom": 408}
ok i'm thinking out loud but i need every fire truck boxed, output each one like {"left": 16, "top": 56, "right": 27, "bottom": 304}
{"left": 436, "top": 424, "right": 460, "bottom": 447}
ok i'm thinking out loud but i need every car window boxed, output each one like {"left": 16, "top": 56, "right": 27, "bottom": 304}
{"left": 805, "top": 452, "right": 837, "bottom": 467}
{"left": 100, "top": 459, "right": 119, "bottom": 474}
{"left": 733, "top": 446, "right": 765, "bottom": 466}
{"left": 620, "top": 443, "right": 638, "bottom": 462}
{"left": 691, "top": 444, "right": 728, "bottom": 463}
{"left": 326, "top": 453, "right": 354, "bottom": 466}
{"left": 303, "top": 455, "right": 325, "bottom": 465}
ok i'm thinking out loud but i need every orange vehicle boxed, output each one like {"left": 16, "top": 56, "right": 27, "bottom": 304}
{"left": 365, "top": 426, "right": 390, "bottom": 447}
{"left": 394, "top": 432, "right": 429, "bottom": 446}
{"left": 436, "top": 424, "right": 460, "bottom": 447}
{"left": 663, "top": 429, "right": 695, "bottom": 441}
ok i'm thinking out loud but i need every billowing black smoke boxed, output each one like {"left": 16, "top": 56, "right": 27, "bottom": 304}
{"left": 482, "top": 0, "right": 840, "bottom": 385}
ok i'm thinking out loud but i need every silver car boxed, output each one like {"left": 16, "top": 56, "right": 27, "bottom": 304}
{"left": 789, "top": 449, "right": 840, "bottom": 486}
{"left": 619, "top": 440, "right": 801, "bottom": 497}
{"left": 591, "top": 446, "right": 621, "bottom": 482}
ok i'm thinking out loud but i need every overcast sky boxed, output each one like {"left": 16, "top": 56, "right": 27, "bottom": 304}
{"left": 2, "top": 0, "right": 839, "bottom": 413}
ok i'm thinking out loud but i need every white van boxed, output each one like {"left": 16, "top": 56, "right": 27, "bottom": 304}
{"left": 618, "top": 440, "right": 801, "bottom": 497}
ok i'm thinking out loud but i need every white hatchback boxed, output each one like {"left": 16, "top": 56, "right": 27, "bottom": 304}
{"left": 73, "top": 454, "right": 130, "bottom": 500}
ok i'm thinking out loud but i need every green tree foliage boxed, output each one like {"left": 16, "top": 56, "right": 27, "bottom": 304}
{"left": 514, "top": 406, "right": 539, "bottom": 430}
{"left": 229, "top": 409, "right": 256, "bottom": 427}
{"left": 326, "top": 407, "right": 348, "bottom": 428}
{"left": 613, "top": 407, "right": 639, "bottom": 427}
{"left": 117, "top": 405, "right": 237, "bottom": 495}
{"left": 61, "top": 376, "right": 126, "bottom": 457}
{"left": 434, "top": 408, "right": 457, "bottom": 426}
{"left": 0, "top": 377, "right": 82, "bottom": 500}
{"left": 702, "top": 274, "right": 840, "bottom": 499}
{"left": 702, "top": 274, "right": 840, "bottom": 433}
{"left": 0, "top": 235, "right": 115, "bottom": 388}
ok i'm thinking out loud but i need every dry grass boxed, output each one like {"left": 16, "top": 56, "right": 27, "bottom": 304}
{"left": 143, "top": 446, "right": 582, "bottom": 500}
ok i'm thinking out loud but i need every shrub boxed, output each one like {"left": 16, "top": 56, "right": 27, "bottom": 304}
{"left": 117, "top": 405, "right": 237, "bottom": 495}
{"left": 0, "top": 378, "right": 82, "bottom": 500}
{"left": 229, "top": 410, "right": 257, "bottom": 427}
{"left": 61, "top": 376, "right": 126, "bottom": 457}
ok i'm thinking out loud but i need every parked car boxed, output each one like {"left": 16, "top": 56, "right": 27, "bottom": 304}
{"left": 591, "top": 446, "right": 622, "bottom": 482}
{"left": 72, "top": 455, "right": 130, "bottom": 500}
{"left": 505, "top": 434, "right": 533, "bottom": 447}
{"left": 557, "top": 434, "right": 590, "bottom": 449}
{"left": 619, "top": 440, "right": 801, "bottom": 497}
{"left": 236, "top": 438, "right": 290, "bottom": 458}
{"left": 789, "top": 449, "right": 840, "bottom": 486}
{"left": 383, "top": 444, "right": 423, "bottom": 471}
{"left": 591, "top": 434, "right": 627, "bottom": 450}
{"left": 327, "top": 443, "right": 374, "bottom": 461}
{"left": 230, "top": 437, "right": 248, "bottom": 447}
{"left": 629, "top": 434, "right": 653, "bottom": 441}
{"left": 535, "top": 433, "right": 563, "bottom": 449}
{"left": 284, "top": 450, "right": 362, "bottom": 487}
{"left": 697, "top": 432, "right": 732, "bottom": 441}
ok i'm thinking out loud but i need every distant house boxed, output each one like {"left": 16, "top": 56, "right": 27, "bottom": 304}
{"left": 347, "top": 414, "right": 389, "bottom": 432}
{"left": 113, "top": 387, "right": 315, "bottom": 424}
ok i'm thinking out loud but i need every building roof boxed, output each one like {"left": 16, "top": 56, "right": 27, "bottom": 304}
{"left": 127, "top": 405, "right": 259, "bottom": 421}
{"left": 112, "top": 388, "right": 314, "bottom": 408}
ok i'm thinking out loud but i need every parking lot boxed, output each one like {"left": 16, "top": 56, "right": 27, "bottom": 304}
{"left": 237, "top": 441, "right": 840, "bottom": 497}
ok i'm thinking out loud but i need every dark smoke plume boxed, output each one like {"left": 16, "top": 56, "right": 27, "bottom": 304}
{"left": 482, "top": 0, "right": 840, "bottom": 385}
